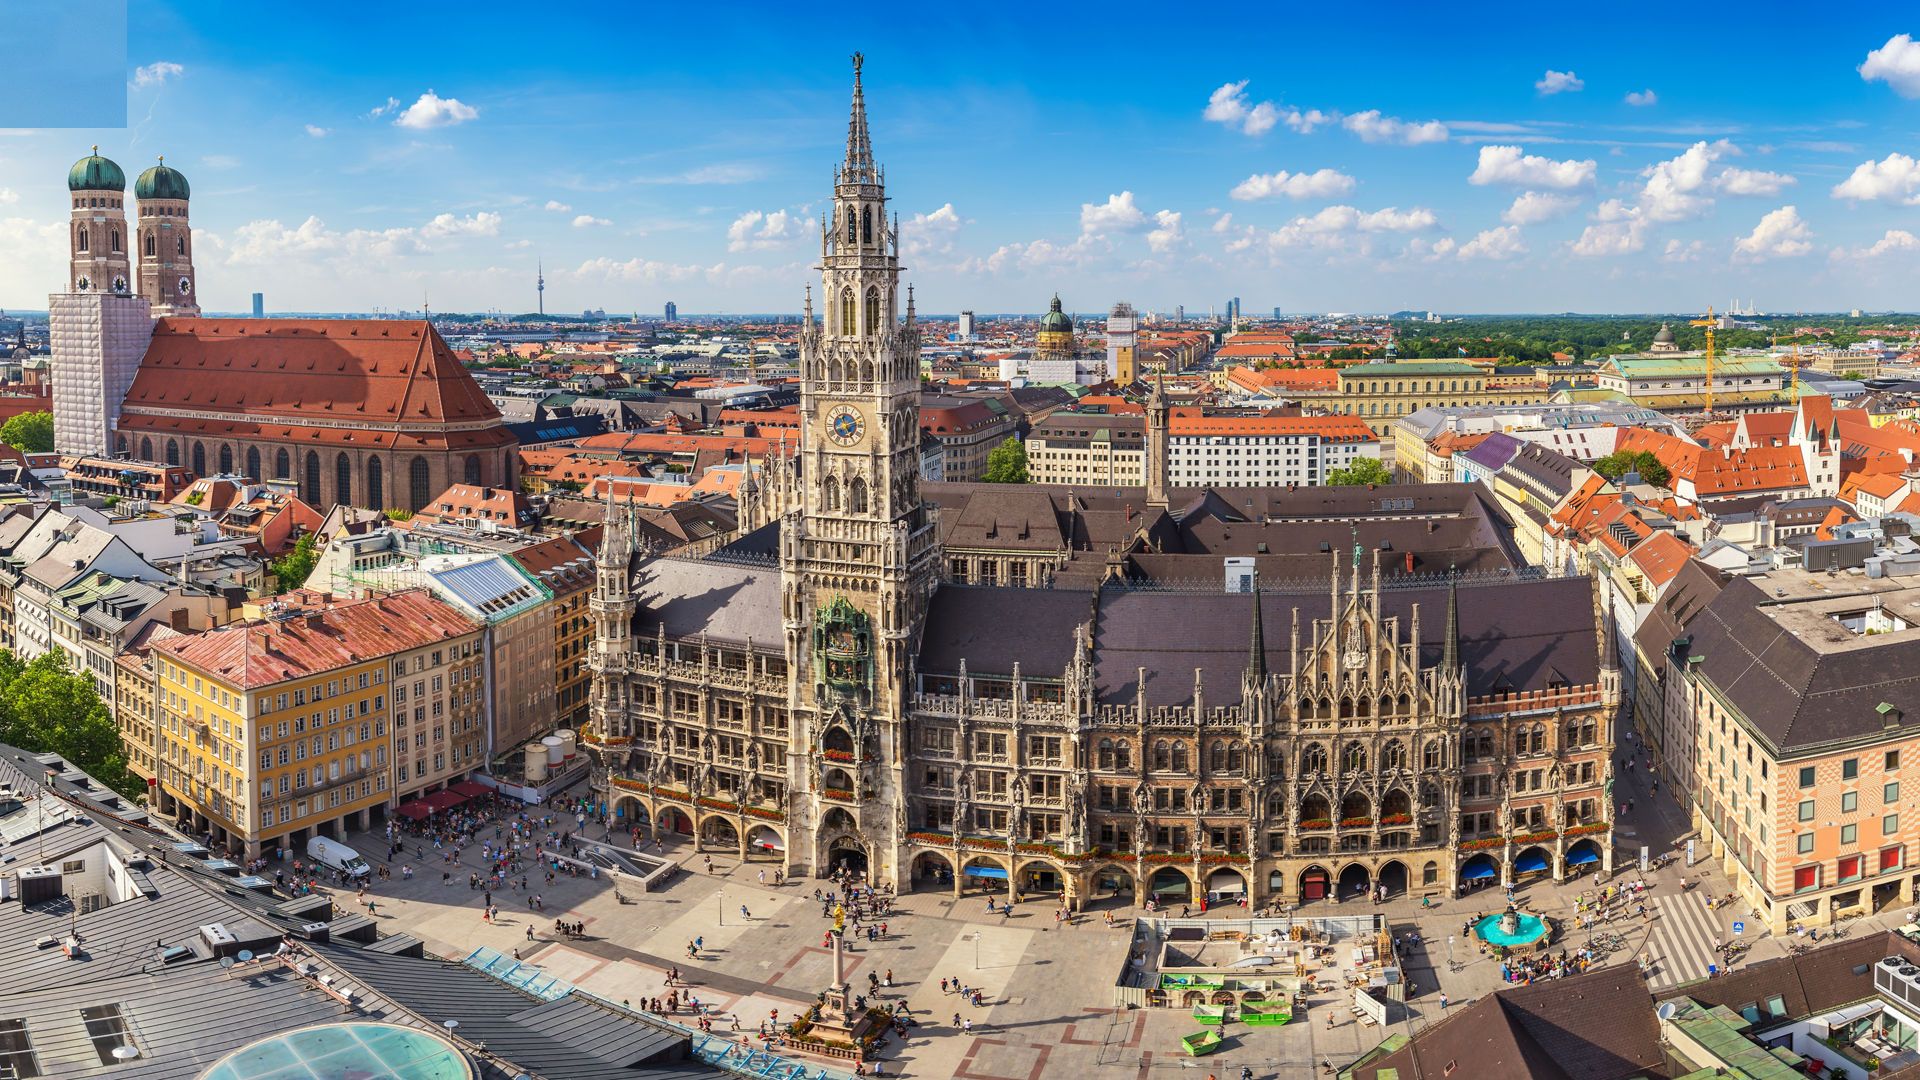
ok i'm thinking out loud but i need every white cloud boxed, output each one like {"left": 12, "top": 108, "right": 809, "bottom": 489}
{"left": 505, "top": 239, "right": 533, "bottom": 249}
{"left": 0, "top": 189, "right": 17, "bottom": 205}
{"left": 1457, "top": 225, "right": 1527, "bottom": 260}
{"left": 1204, "top": 81, "right": 1254, "bottom": 127}
{"left": 1243, "top": 102, "right": 1279, "bottom": 136}
{"left": 1081, "top": 191, "right": 1149, "bottom": 234}
{"left": 725, "top": 209, "right": 803, "bottom": 250}
{"left": 572, "top": 215, "right": 611, "bottom": 228}
{"left": 544, "top": 200, "right": 573, "bottom": 212}
{"left": 902, "top": 203, "right": 966, "bottom": 258}
{"left": 304, "top": 124, "right": 329, "bottom": 138}
{"left": 421, "top": 212, "right": 500, "bottom": 239}
{"left": 1716, "top": 166, "right": 1795, "bottom": 197}
{"left": 1569, "top": 216, "right": 1645, "bottom": 257}
{"left": 1281, "top": 107, "right": 1339, "bottom": 134}
{"left": 1469, "top": 145, "right": 1596, "bottom": 189}
{"left": 1211, "top": 213, "right": 1235, "bottom": 234}
{"left": 0, "top": 216, "right": 66, "bottom": 303}
{"left": 1229, "top": 168, "right": 1356, "bottom": 202}
{"left": 1147, "top": 210, "right": 1186, "bottom": 254}
{"left": 1861, "top": 34, "right": 1920, "bottom": 98}
{"left": 1844, "top": 229, "right": 1920, "bottom": 259}
{"left": 634, "top": 164, "right": 761, "bottom": 185}
{"left": 568, "top": 256, "right": 720, "bottom": 285}
{"left": 1625, "top": 89, "right": 1658, "bottom": 106}
{"left": 1202, "top": 81, "right": 1344, "bottom": 138}
{"left": 1832, "top": 152, "right": 1920, "bottom": 203}
{"left": 1342, "top": 110, "right": 1448, "bottom": 145}
{"left": 1260, "top": 204, "right": 1438, "bottom": 254}
{"left": 130, "top": 62, "right": 183, "bottom": 89}
{"left": 364, "top": 97, "right": 401, "bottom": 120}
{"left": 1732, "top": 205, "right": 1813, "bottom": 260}
{"left": 1662, "top": 238, "right": 1705, "bottom": 263}
{"left": 392, "top": 91, "right": 478, "bottom": 129}
{"left": 1502, "top": 190, "right": 1581, "bottom": 225}
{"left": 1535, "top": 70, "right": 1584, "bottom": 95}
{"left": 1638, "top": 140, "right": 1734, "bottom": 222}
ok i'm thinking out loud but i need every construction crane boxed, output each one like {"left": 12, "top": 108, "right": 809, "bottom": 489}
{"left": 1690, "top": 306, "right": 1718, "bottom": 414}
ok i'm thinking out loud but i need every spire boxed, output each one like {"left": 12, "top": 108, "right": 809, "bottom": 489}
{"left": 1442, "top": 565, "right": 1460, "bottom": 673}
{"left": 841, "top": 52, "right": 876, "bottom": 184}
{"left": 1247, "top": 570, "right": 1266, "bottom": 683}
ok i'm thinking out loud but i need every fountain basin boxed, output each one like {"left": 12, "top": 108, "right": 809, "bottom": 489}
{"left": 1474, "top": 911, "right": 1552, "bottom": 954}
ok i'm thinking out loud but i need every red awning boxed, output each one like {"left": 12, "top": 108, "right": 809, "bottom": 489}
{"left": 449, "top": 780, "right": 490, "bottom": 799}
{"left": 422, "top": 789, "right": 468, "bottom": 812}
{"left": 394, "top": 802, "right": 432, "bottom": 820}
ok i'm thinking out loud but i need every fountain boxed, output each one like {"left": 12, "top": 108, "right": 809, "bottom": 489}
{"left": 1474, "top": 908, "right": 1552, "bottom": 954}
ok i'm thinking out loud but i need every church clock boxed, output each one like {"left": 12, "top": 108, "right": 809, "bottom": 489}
{"left": 824, "top": 404, "right": 865, "bottom": 447}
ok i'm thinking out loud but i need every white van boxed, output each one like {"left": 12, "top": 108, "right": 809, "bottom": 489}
{"left": 306, "top": 836, "right": 371, "bottom": 879}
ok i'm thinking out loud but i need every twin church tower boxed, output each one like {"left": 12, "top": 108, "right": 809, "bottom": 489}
{"left": 50, "top": 148, "right": 199, "bottom": 458}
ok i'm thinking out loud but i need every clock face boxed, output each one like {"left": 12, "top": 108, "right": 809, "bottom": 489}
{"left": 111, "top": 275, "right": 128, "bottom": 294}
{"left": 825, "top": 404, "right": 865, "bottom": 447}
{"left": 75, "top": 276, "right": 91, "bottom": 292}
{"left": 177, "top": 277, "right": 192, "bottom": 295}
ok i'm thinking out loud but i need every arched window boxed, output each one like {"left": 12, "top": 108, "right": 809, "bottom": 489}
{"left": 1227, "top": 742, "right": 1245, "bottom": 772}
{"left": 245, "top": 447, "right": 260, "bottom": 481}
{"left": 111, "top": 230, "right": 120, "bottom": 253}
{"left": 76, "top": 227, "right": 87, "bottom": 253}
{"left": 1152, "top": 741, "right": 1170, "bottom": 770}
{"left": 165, "top": 440, "right": 179, "bottom": 466}
{"left": 1301, "top": 744, "right": 1328, "bottom": 774}
{"left": 218, "top": 445, "right": 233, "bottom": 475}
{"left": 1097, "top": 739, "right": 1114, "bottom": 770}
{"left": 1514, "top": 729, "right": 1528, "bottom": 756}
{"left": 1381, "top": 741, "right": 1406, "bottom": 771}
{"left": 274, "top": 448, "right": 289, "bottom": 480}
{"left": 191, "top": 442, "right": 206, "bottom": 476}
{"left": 845, "top": 207, "right": 856, "bottom": 245}
{"left": 144, "top": 233, "right": 155, "bottom": 257}
{"left": 139, "top": 438, "right": 152, "bottom": 460}
{"left": 116, "top": 435, "right": 127, "bottom": 456}
{"left": 1114, "top": 739, "right": 1131, "bottom": 769}
{"left": 336, "top": 453, "right": 353, "bottom": 506}
{"left": 1171, "top": 743, "right": 1188, "bottom": 772}
{"left": 822, "top": 475, "right": 840, "bottom": 512}
{"left": 463, "top": 454, "right": 481, "bottom": 487}
{"left": 304, "top": 452, "right": 321, "bottom": 504}
{"left": 1342, "top": 742, "right": 1366, "bottom": 773}
{"left": 1210, "top": 742, "right": 1226, "bottom": 772}
{"left": 861, "top": 207, "right": 872, "bottom": 245}
{"left": 848, "top": 477, "right": 867, "bottom": 513}
{"left": 177, "top": 236, "right": 186, "bottom": 256}
{"left": 411, "top": 457, "right": 432, "bottom": 511}
{"left": 864, "top": 287, "right": 880, "bottom": 337}
{"left": 1424, "top": 742, "right": 1442, "bottom": 769}
{"left": 841, "top": 288, "right": 855, "bottom": 337}
{"left": 367, "top": 456, "right": 384, "bottom": 508}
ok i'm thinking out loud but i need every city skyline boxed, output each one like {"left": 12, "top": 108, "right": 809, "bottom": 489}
{"left": 8, "top": 2, "right": 1920, "bottom": 315}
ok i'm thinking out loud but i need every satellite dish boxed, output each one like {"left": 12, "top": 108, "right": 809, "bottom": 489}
{"left": 236, "top": 950, "right": 253, "bottom": 963}
{"left": 1657, "top": 1002, "right": 1678, "bottom": 1020}
{"left": 111, "top": 1046, "right": 139, "bottom": 1061}
{"left": 218, "top": 957, "right": 235, "bottom": 970}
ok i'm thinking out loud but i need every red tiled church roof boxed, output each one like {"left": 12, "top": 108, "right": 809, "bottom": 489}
{"left": 118, "top": 319, "right": 514, "bottom": 453}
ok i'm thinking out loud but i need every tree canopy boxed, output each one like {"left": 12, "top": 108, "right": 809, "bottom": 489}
{"left": 0, "top": 411, "right": 54, "bottom": 454}
{"left": 0, "top": 650, "right": 136, "bottom": 797}
{"left": 271, "top": 533, "right": 320, "bottom": 591}
{"left": 1327, "top": 458, "right": 1393, "bottom": 486}
{"left": 981, "top": 437, "right": 1030, "bottom": 484}
{"left": 1592, "top": 449, "right": 1671, "bottom": 487}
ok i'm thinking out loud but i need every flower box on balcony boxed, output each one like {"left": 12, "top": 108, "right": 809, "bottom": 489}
{"left": 822, "top": 749, "right": 855, "bottom": 764}
{"left": 1381, "top": 814, "right": 1414, "bottom": 825}
{"left": 823, "top": 788, "right": 854, "bottom": 801}
{"left": 1340, "top": 817, "right": 1373, "bottom": 828}
{"left": 1298, "top": 819, "right": 1332, "bottom": 831}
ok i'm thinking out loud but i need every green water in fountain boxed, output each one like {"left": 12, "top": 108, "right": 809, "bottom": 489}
{"left": 1474, "top": 912, "right": 1548, "bottom": 947}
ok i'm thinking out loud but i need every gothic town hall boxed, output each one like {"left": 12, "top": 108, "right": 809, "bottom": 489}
{"left": 586, "top": 59, "right": 1620, "bottom": 909}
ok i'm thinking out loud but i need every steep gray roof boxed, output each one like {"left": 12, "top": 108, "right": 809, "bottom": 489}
{"left": 917, "top": 584, "right": 1091, "bottom": 677}
{"left": 629, "top": 556, "right": 781, "bottom": 650}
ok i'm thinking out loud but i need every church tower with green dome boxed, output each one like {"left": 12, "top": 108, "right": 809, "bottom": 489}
{"left": 52, "top": 147, "right": 154, "bottom": 457}
{"left": 135, "top": 158, "right": 199, "bottom": 317}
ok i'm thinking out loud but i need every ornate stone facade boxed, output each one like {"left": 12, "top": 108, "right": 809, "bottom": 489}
{"left": 585, "top": 60, "right": 1619, "bottom": 907}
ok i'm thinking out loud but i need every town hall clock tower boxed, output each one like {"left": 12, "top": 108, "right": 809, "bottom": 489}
{"left": 779, "top": 55, "right": 941, "bottom": 888}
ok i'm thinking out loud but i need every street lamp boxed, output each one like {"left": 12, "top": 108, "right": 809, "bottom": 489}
{"left": 971, "top": 931, "right": 982, "bottom": 971}
{"left": 718, "top": 887, "right": 724, "bottom": 927}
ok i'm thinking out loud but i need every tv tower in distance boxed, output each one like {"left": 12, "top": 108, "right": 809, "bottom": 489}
{"left": 537, "top": 261, "right": 545, "bottom": 316}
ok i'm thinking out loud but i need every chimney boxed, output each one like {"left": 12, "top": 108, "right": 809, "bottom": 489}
{"left": 168, "top": 608, "right": 189, "bottom": 631}
{"left": 305, "top": 612, "right": 325, "bottom": 630}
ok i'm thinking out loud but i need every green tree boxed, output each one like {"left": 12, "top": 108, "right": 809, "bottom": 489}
{"left": 1327, "top": 458, "right": 1393, "bottom": 486}
{"left": 0, "top": 411, "right": 54, "bottom": 454}
{"left": 981, "top": 437, "right": 1030, "bottom": 484}
{"left": 1592, "top": 449, "right": 1671, "bottom": 487}
{"left": 271, "top": 533, "right": 320, "bottom": 591}
{"left": 0, "top": 650, "right": 135, "bottom": 797}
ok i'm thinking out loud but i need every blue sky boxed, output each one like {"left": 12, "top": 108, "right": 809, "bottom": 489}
{"left": 8, "top": 1, "right": 1920, "bottom": 316}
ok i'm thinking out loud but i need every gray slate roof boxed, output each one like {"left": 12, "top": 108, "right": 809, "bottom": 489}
{"left": 630, "top": 556, "right": 782, "bottom": 650}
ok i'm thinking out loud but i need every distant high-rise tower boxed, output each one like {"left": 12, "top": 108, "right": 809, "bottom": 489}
{"left": 1273, "top": 306, "right": 1281, "bottom": 320}
{"left": 54, "top": 147, "right": 152, "bottom": 457}
{"left": 1175, "top": 305, "right": 1184, "bottom": 325}
{"left": 134, "top": 157, "right": 198, "bottom": 317}
{"left": 1106, "top": 302, "right": 1138, "bottom": 384}
{"left": 957, "top": 310, "right": 974, "bottom": 340}
{"left": 537, "top": 262, "right": 545, "bottom": 316}
{"left": 252, "top": 292, "right": 264, "bottom": 318}
{"left": 665, "top": 301, "right": 677, "bottom": 323}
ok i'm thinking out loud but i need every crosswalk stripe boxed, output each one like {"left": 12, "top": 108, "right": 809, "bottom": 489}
{"left": 1644, "top": 892, "right": 1726, "bottom": 989}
